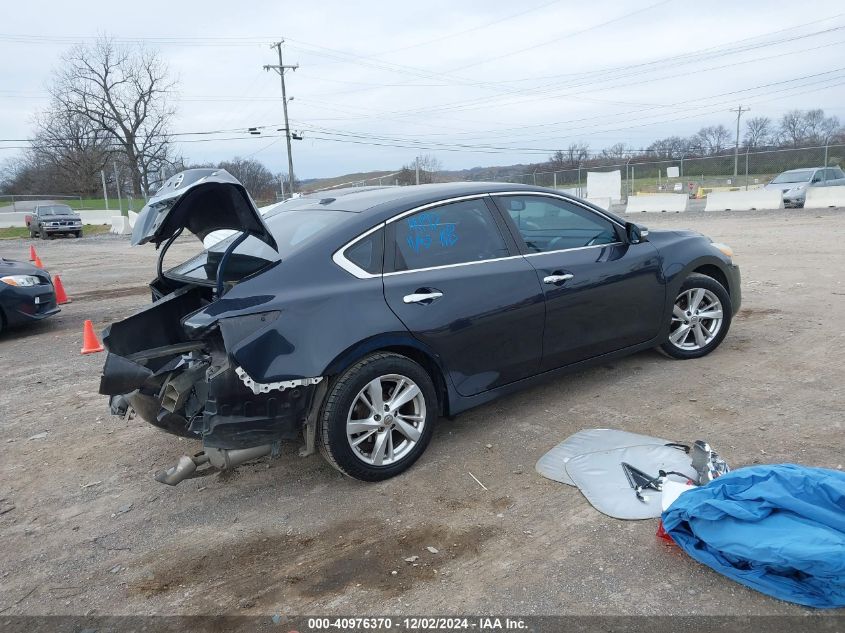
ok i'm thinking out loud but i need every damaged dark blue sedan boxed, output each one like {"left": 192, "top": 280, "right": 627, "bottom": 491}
{"left": 99, "top": 169, "right": 741, "bottom": 485}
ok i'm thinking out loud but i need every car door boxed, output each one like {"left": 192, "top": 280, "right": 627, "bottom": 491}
{"left": 382, "top": 195, "right": 545, "bottom": 397}
{"left": 492, "top": 193, "right": 665, "bottom": 372}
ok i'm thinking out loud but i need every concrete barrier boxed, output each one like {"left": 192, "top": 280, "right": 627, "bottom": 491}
{"left": 805, "top": 185, "right": 845, "bottom": 208}
{"left": 586, "top": 197, "right": 611, "bottom": 210}
{"left": 128, "top": 210, "right": 139, "bottom": 229}
{"left": 625, "top": 193, "right": 687, "bottom": 213}
{"left": 704, "top": 189, "right": 782, "bottom": 211}
{"left": 0, "top": 212, "right": 30, "bottom": 228}
{"left": 79, "top": 210, "right": 114, "bottom": 224}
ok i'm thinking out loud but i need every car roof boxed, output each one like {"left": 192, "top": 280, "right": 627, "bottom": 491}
{"left": 285, "top": 181, "right": 568, "bottom": 214}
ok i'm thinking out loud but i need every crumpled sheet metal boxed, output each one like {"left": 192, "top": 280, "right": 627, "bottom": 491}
{"left": 535, "top": 428, "right": 669, "bottom": 486}
{"left": 565, "top": 444, "right": 698, "bottom": 520}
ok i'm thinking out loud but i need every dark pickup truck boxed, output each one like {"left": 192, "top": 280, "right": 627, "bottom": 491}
{"left": 25, "top": 204, "right": 84, "bottom": 239}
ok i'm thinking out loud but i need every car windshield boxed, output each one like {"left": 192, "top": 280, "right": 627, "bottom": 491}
{"left": 771, "top": 170, "right": 814, "bottom": 184}
{"left": 38, "top": 205, "right": 73, "bottom": 215}
{"left": 166, "top": 209, "right": 350, "bottom": 283}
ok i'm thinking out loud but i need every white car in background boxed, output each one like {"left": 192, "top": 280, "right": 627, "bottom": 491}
{"left": 764, "top": 166, "right": 845, "bottom": 208}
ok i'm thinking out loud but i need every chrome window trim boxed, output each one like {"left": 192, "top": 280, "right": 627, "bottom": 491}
{"left": 522, "top": 241, "right": 623, "bottom": 257}
{"left": 384, "top": 193, "right": 491, "bottom": 224}
{"left": 491, "top": 190, "right": 626, "bottom": 229}
{"left": 331, "top": 222, "right": 385, "bottom": 279}
{"left": 383, "top": 254, "right": 523, "bottom": 277}
{"left": 333, "top": 194, "right": 497, "bottom": 279}
{"left": 332, "top": 190, "right": 627, "bottom": 279}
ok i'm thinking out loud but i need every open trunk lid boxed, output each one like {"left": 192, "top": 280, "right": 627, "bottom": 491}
{"left": 131, "top": 168, "right": 278, "bottom": 250}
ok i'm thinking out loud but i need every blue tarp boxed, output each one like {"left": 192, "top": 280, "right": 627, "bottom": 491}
{"left": 662, "top": 464, "right": 845, "bottom": 609}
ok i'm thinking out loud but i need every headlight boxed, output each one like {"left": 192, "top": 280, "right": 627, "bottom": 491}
{"left": 711, "top": 242, "right": 734, "bottom": 258}
{"left": 0, "top": 275, "right": 41, "bottom": 287}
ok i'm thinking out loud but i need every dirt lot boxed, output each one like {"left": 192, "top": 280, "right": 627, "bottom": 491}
{"left": 0, "top": 208, "right": 843, "bottom": 617}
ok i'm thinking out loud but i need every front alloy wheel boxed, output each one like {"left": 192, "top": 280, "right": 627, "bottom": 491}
{"left": 660, "top": 273, "right": 732, "bottom": 359}
{"left": 318, "top": 352, "right": 437, "bottom": 481}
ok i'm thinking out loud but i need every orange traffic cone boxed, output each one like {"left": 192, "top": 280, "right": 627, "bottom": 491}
{"left": 34, "top": 255, "right": 44, "bottom": 269}
{"left": 81, "top": 320, "right": 104, "bottom": 354}
{"left": 29, "top": 245, "right": 37, "bottom": 261}
{"left": 53, "top": 275, "right": 70, "bottom": 304}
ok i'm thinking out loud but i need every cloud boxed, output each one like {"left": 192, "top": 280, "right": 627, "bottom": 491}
{"left": 1, "top": 0, "right": 844, "bottom": 178}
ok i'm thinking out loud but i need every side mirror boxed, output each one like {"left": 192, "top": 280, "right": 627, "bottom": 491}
{"left": 626, "top": 222, "right": 648, "bottom": 244}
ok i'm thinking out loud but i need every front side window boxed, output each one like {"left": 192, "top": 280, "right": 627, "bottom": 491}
{"left": 495, "top": 195, "right": 618, "bottom": 253}
{"left": 392, "top": 198, "right": 509, "bottom": 272}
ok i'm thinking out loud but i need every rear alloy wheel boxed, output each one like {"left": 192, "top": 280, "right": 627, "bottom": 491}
{"left": 318, "top": 352, "right": 437, "bottom": 481}
{"left": 660, "top": 273, "right": 732, "bottom": 359}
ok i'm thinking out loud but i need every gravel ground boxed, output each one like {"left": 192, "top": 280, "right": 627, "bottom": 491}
{"left": 0, "top": 208, "right": 843, "bottom": 617}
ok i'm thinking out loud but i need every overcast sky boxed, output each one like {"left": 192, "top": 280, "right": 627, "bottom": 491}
{"left": 1, "top": 0, "right": 844, "bottom": 179}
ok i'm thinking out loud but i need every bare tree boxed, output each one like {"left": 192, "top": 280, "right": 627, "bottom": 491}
{"left": 647, "top": 136, "right": 690, "bottom": 159}
{"left": 695, "top": 125, "right": 731, "bottom": 154}
{"left": 803, "top": 109, "right": 841, "bottom": 145}
{"left": 397, "top": 154, "right": 442, "bottom": 185}
{"left": 743, "top": 116, "right": 773, "bottom": 149}
{"left": 217, "top": 157, "right": 278, "bottom": 200}
{"left": 49, "top": 36, "right": 176, "bottom": 197}
{"left": 778, "top": 110, "right": 809, "bottom": 147}
{"left": 31, "top": 109, "right": 111, "bottom": 195}
{"left": 601, "top": 142, "right": 631, "bottom": 160}
{"left": 549, "top": 143, "right": 590, "bottom": 170}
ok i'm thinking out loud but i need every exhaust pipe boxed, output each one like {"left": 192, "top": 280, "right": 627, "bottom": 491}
{"left": 154, "top": 445, "right": 273, "bottom": 486}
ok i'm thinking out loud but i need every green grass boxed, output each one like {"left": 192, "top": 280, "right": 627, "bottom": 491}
{"left": 0, "top": 224, "right": 112, "bottom": 240}
{"left": 0, "top": 198, "right": 145, "bottom": 212}
{"left": 71, "top": 198, "right": 145, "bottom": 211}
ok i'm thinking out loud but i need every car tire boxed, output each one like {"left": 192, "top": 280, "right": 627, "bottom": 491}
{"left": 318, "top": 352, "right": 437, "bottom": 482}
{"left": 75, "top": 231, "right": 82, "bottom": 238}
{"left": 40, "top": 229, "right": 48, "bottom": 240}
{"left": 659, "top": 273, "right": 732, "bottom": 360}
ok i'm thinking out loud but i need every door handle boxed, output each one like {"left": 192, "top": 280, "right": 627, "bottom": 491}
{"left": 543, "top": 274, "right": 574, "bottom": 285}
{"left": 403, "top": 291, "right": 444, "bottom": 304}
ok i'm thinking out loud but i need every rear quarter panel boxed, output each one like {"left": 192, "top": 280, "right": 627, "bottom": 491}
{"left": 212, "top": 251, "right": 412, "bottom": 384}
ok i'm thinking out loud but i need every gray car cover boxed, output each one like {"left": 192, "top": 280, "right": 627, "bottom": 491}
{"left": 535, "top": 428, "right": 669, "bottom": 486}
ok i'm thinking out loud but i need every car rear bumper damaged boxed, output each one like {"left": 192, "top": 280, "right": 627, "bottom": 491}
{"left": 98, "top": 285, "right": 324, "bottom": 484}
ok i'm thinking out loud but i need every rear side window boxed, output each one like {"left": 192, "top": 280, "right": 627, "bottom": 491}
{"left": 345, "top": 228, "right": 384, "bottom": 275}
{"left": 391, "top": 199, "right": 509, "bottom": 272}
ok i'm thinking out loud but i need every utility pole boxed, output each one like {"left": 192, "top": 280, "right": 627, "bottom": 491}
{"left": 415, "top": 156, "right": 420, "bottom": 185}
{"left": 730, "top": 105, "right": 750, "bottom": 178}
{"left": 264, "top": 41, "right": 298, "bottom": 197}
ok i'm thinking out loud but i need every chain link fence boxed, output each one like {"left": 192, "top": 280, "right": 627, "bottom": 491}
{"left": 476, "top": 143, "right": 845, "bottom": 200}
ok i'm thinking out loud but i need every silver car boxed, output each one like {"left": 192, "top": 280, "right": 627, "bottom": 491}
{"left": 764, "top": 166, "right": 845, "bottom": 208}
